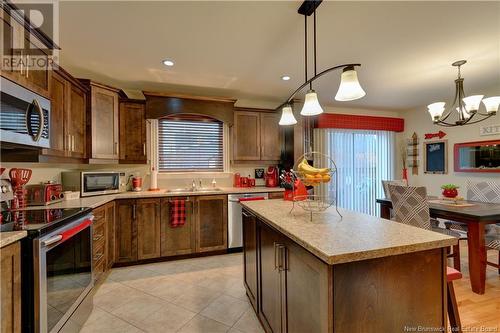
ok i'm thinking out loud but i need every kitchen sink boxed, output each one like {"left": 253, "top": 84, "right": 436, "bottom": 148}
{"left": 166, "top": 188, "right": 222, "bottom": 193}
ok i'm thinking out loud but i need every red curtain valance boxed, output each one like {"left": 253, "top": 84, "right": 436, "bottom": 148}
{"left": 316, "top": 113, "right": 404, "bottom": 132}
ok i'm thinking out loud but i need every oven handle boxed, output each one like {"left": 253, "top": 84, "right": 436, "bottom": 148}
{"left": 41, "top": 218, "right": 93, "bottom": 247}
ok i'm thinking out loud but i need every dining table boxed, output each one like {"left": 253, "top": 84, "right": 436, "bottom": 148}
{"left": 376, "top": 197, "right": 500, "bottom": 294}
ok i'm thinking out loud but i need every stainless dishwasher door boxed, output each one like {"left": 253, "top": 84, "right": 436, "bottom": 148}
{"left": 228, "top": 193, "right": 268, "bottom": 249}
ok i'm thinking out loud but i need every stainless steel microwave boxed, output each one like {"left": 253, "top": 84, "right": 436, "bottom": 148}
{"left": 0, "top": 76, "right": 50, "bottom": 148}
{"left": 61, "top": 171, "right": 126, "bottom": 197}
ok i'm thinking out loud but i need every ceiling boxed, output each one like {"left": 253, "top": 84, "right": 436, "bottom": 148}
{"left": 58, "top": 1, "right": 500, "bottom": 110}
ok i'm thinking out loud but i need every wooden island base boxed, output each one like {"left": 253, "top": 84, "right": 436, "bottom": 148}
{"left": 242, "top": 208, "right": 448, "bottom": 333}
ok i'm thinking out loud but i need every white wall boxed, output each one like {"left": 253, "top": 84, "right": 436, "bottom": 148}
{"left": 400, "top": 94, "right": 500, "bottom": 196}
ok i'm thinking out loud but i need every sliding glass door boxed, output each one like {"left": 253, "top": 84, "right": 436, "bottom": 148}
{"left": 315, "top": 128, "right": 396, "bottom": 216}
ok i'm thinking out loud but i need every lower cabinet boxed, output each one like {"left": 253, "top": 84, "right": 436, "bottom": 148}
{"left": 0, "top": 242, "right": 21, "bottom": 333}
{"left": 105, "top": 202, "right": 115, "bottom": 269}
{"left": 195, "top": 195, "right": 228, "bottom": 252}
{"left": 92, "top": 201, "right": 116, "bottom": 281}
{"left": 160, "top": 197, "right": 196, "bottom": 257}
{"left": 115, "top": 199, "right": 138, "bottom": 263}
{"left": 136, "top": 198, "right": 161, "bottom": 260}
{"left": 243, "top": 208, "right": 331, "bottom": 333}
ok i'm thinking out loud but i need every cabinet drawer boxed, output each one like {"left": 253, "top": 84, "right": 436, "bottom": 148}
{"left": 93, "top": 257, "right": 105, "bottom": 281}
{"left": 93, "top": 220, "right": 106, "bottom": 243}
{"left": 92, "top": 237, "right": 105, "bottom": 262}
{"left": 93, "top": 209, "right": 106, "bottom": 223}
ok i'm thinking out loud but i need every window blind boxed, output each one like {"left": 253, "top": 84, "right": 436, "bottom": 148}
{"left": 158, "top": 117, "right": 224, "bottom": 172}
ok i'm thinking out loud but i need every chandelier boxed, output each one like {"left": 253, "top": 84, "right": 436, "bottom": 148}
{"left": 427, "top": 60, "right": 499, "bottom": 127}
{"left": 278, "top": 1, "right": 366, "bottom": 126}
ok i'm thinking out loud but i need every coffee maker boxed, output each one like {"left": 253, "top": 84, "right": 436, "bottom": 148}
{"left": 265, "top": 166, "right": 279, "bottom": 187}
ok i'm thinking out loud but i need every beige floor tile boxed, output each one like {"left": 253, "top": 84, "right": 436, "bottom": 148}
{"left": 93, "top": 284, "right": 145, "bottom": 312}
{"left": 177, "top": 315, "right": 230, "bottom": 333}
{"left": 200, "top": 294, "right": 250, "bottom": 326}
{"left": 145, "top": 276, "right": 196, "bottom": 302}
{"left": 171, "top": 285, "right": 222, "bottom": 312}
{"left": 138, "top": 302, "right": 196, "bottom": 332}
{"left": 81, "top": 308, "right": 143, "bottom": 333}
{"left": 111, "top": 293, "right": 168, "bottom": 325}
{"left": 107, "top": 266, "right": 160, "bottom": 283}
{"left": 232, "top": 309, "right": 264, "bottom": 333}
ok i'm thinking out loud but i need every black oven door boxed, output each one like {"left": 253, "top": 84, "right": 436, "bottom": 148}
{"left": 35, "top": 216, "right": 93, "bottom": 333}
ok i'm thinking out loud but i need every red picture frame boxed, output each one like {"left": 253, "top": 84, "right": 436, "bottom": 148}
{"left": 454, "top": 139, "right": 500, "bottom": 173}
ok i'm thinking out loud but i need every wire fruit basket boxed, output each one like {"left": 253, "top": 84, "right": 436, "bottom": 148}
{"left": 291, "top": 152, "right": 342, "bottom": 221}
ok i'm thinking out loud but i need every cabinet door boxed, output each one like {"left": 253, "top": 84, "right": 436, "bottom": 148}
{"left": 233, "top": 111, "right": 261, "bottom": 160}
{"left": 283, "top": 240, "right": 331, "bottom": 333}
{"left": 115, "top": 200, "right": 137, "bottom": 263}
{"left": 106, "top": 202, "right": 115, "bottom": 268}
{"left": 195, "top": 195, "right": 228, "bottom": 252}
{"left": 0, "top": 12, "right": 26, "bottom": 85}
{"left": 119, "top": 102, "right": 146, "bottom": 163}
{"left": 136, "top": 198, "right": 161, "bottom": 260}
{"left": 67, "top": 84, "right": 86, "bottom": 158}
{"left": 260, "top": 113, "right": 282, "bottom": 161}
{"left": 0, "top": 242, "right": 21, "bottom": 333}
{"left": 24, "top": 36, "right": 50, "bottom": 97}
{"left": 91, "top": 86, "right": 119, "bottom": 159}
{"left": 44, "top": 71, "right": 68, "bottom": 157}
{"left": 258, "top": 222, "right": 283, "bottom": 333}
{"left": 242, "top": 209, "right": 258, "bottom": 311}
{"left": 160, "top": 197, "right": 196, "bottom": 257}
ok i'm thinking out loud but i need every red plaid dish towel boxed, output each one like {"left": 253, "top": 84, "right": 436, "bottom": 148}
{"left": 170, "top": 199, "right": 186, "bottom": 227}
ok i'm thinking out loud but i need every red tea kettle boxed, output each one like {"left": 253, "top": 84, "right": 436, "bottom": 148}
{"left": 265, "top": 166, "right": 279, "bottom": 187}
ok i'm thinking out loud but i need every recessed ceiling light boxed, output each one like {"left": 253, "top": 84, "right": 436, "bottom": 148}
{"left": 281, "top": 75, "right": 291, "bottom": 81}
{"left": 162, "top": 59, "right": 174, "bottom": 67}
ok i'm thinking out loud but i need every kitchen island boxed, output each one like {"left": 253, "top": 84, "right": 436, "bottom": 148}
{"left": 241, "top": 200, "right": 457, "bottom": 333}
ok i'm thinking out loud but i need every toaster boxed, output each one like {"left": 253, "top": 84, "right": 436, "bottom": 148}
{"left": 26, "top": 183, "right": 65, "bottom": 206}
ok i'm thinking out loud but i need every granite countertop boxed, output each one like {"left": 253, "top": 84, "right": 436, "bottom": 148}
{"left": 0, "top": 231, "right": 27, "bottom": 248}
{"left": 241, "top": 200, "right": 457, "bottom": 265}
{"left": 29, "top": 186, "right": 284, "bottom": 210}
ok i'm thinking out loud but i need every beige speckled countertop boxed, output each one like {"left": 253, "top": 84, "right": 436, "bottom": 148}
{"left": 28, "top": 187, "right": 284, "bottom": 210}
{"left": 242, "top": 200, "right": 457, "bottom": 265}
{"left": 0, "top": 231, "right": 27, "bottom": 248}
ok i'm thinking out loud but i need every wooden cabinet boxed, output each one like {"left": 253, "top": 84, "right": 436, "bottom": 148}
{"left": 105, "top": 202, "right": 115, "bottom": 269}
{"left": 115, "top": 199, "right": 138, "bottom": 263}
{"left": 81, "top": 80, "right": 120, "bottom": 162}
{"left": 233, "top": 109, "right": 282, "bottom": 162}
{"left": 119, "top": 101, "right": 147, "bottom": 164}
{"left": 92, "top": 205, "right": 107, "bottom": 282}
{"left": 242, "top": 209, "right": 259, "bottom": 312}
{"left": 136, "top": 198, "right": 161, "bottom": 260}
{"left": 160, "top": 197, "right": 196, "bottom": 257}
{"left": 195, "top": 195, "right": 228, "bottom": 252}
{"left": 244, "top": 212, "right": 330, "bottom": 333}
{"left": 42, "top": 69, "right": 87, "bottom": 161}
{"left": 0, "top": 242, "right": 21, "bottom": 333}
{"left": 0, "top": 9, "right": 51, "bottom": 98}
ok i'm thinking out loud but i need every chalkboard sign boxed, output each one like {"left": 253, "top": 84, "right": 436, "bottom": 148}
{"left": 424, "top": 140, "right": 448, "bottom": 174}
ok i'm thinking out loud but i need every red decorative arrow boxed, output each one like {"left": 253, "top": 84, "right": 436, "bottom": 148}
{"left": 425, "top": 131, "right": 446, "bottom": 140}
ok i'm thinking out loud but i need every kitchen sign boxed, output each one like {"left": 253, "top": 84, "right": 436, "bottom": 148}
{"left": 480, "top": 124, "right": 500, "bottom": 136}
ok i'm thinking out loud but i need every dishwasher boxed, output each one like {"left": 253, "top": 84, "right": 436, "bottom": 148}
{"left": 228, "top": 193, "right": 268, "bottom": 250}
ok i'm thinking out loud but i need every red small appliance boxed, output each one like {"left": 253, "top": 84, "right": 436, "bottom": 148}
{"left": 26, "top": 183, "right": 64, "bottom": 206}
{"left": 265, "top": 166, "right": 279, "bottom": 187}
{"left": 234, "top": 173, "right": 241, "bottom": 187}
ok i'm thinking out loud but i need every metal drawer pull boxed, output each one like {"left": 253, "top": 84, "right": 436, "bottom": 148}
{"left": 93, "top": 253, "right": 104, "bottom": 261}
{"left": 274, "top": 242, "right": 279, "bottom": 270}
{"left": 42, "top": 235, "right": 62, "bottom": 247}
{"left": 242, "top": 211, "right": 252, "bottom": 218}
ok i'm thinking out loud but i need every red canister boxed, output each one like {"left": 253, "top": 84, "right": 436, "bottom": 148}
{"left": 241, "top": 177, "right": 249, "bottom": 187}
{"left": 234, "top": 173, "right": 241, "bottom": 187}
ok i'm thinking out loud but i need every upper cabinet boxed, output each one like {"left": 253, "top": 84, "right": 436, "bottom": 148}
{"left": 80, "top": 80, "right": 120, "bottom": 162}
{"left": 119, "top": 100, "right": 147, "bottom": 164}
{"left": 42, "top": 69, "right": 87, "bottom": 161}
{"left": 233, "top": 108, "right": 282, "bottom": 162}
{"left": 0, "top": 7, "right": 52, "bottom": 98}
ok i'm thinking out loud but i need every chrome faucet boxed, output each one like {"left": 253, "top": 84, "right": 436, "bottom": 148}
{"left": 199, "top": 179, "right": 203, "bottom": 189}
{"left": 191, "top": 179, "right": 196, "bottom": 191}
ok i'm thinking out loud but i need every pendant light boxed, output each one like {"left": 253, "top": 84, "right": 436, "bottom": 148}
{"left": 277, "top": 0, "right": 366, "bottom": 126}
{"left": 279, "top": 104, "right": 297, "bottom": 125}
{"left": 335, "top": 66, "right": 366, "bottom": 101}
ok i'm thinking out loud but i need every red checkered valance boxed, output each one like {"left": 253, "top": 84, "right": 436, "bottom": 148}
{"left": 316, "top": 113, "right": 404, "bottom": 132}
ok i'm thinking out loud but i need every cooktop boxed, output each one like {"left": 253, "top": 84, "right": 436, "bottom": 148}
{"left": 0, "top": 207, "right": 92, "bottom": 236}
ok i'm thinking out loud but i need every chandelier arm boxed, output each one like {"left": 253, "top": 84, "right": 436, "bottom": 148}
{"left": 475, "top": 111, "right": 494, "bottom": 117}
{"left": 458, "top": 113, "right": 495, "bottom": 125}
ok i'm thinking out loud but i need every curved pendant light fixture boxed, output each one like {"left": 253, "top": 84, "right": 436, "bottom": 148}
{"left": 278, "top": 0, "right": 366, "bottom": 126}
{"left": 427, "top": 60, "right": 499, "bottom": 127}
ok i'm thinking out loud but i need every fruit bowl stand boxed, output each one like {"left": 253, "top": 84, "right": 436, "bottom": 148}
{"left": 291, "top": 152, "right": 342, "bottom": 221}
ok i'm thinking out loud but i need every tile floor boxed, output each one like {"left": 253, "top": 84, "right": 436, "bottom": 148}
{"left": 80, "top": 253, "right": 263, "bottom": 333}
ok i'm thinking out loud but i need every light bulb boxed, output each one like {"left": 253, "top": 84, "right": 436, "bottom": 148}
{"left": 482, "top": 96, "right": 500, "bottom": 114}
{"left": 462, "top": 95, "right": 484, "bottom": 113}
{"left": 427, "top": 102, "right": 445, "bottom": 122}
{"left": 279, "top": 105, "right": 297, "bottom": 125}
{"left": 300, "top": 90, "right": 324, "bottom": 116}
{"left": 335, "top": 67, "right": 366, "bottom": 101}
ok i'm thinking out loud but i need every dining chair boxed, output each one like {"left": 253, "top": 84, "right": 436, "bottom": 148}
{"left": 445, "top": 180, "right": 500, "bottom": 273}
{"left": 387, "top": 184, "right": 463, "bottom": 330}
{"left": 387, "top": 184, "right": 461, "bottom": 270}
{"left": 381, "top": 180, "right": 406, "bottom": 199}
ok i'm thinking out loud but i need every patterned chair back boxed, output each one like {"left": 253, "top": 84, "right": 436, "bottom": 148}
{"left": 466, "top": 180, "right": 500, "bottom": 204}
{"left": 382, "top": 180, "right": 407, "bottom": 199}
{"left": 387, "top": 184, "right": 431, "bottom": 230}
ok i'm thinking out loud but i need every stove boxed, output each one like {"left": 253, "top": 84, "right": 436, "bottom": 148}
{"left": 1, "top": 207, "right": 94, "bottom": 333}
{"left": 0, "top": 207, "right": 91, "bottom": 236}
